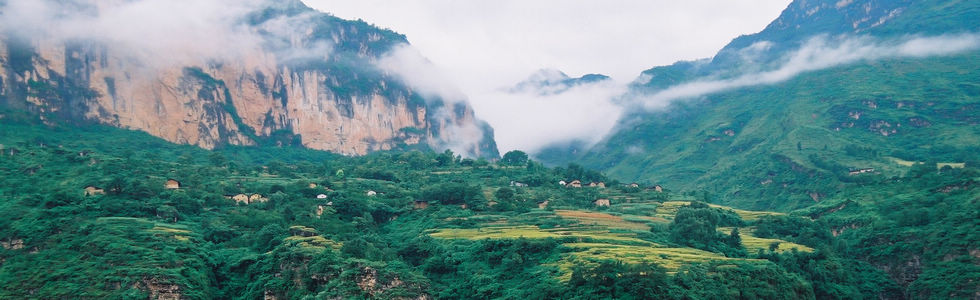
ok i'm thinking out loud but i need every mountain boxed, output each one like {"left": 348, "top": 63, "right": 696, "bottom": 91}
{"left": 634, "top": 0, "right": 980, "bottom": 91}
{"left": 510, "top": 69, "right": 610, "bottom": 95}
{"left": 0, "top": 122, "right": 913, "bottom": 299}
{"left": 0, "top": 0, "right": 498, "bottom": 158}
{"left": 533, "top": 0, "right": 980, "bottom": 296}
{"left": 544, "top": 0, "right": 980, "bottom": 211}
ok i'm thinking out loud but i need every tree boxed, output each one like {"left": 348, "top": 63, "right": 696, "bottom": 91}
{"left": 494, "top": 187, "right": 515, "bottom": 202}
{"left": 436, "top": 149, "right": 456, "bottom": 167}
{"left": 501, "top": 150, "right": 529, "bottom": 166}
{"left": 727, "top": 227, "right": 742, "bottom": 248}
{"left": 208, "top": 152, "right": 227, "bottom": 167}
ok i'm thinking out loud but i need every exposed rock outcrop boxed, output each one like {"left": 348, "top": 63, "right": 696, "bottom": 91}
{"left": 0, "top": 0, "right": 498, "bottom": 157}
{"left": 134, "top": 278, "right": 182, "bottom": 300}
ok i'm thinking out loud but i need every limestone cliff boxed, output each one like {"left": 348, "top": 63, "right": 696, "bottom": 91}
{"left": 0, "top": 0, "right": 498, "bottom": 157}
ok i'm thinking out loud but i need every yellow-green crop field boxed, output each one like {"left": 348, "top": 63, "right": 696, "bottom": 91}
{"left": 718, "top": 227, "right": 814, "bottom": 253}
{"left": 555, "top": 210, "right": 651, "bottom": 230}
{"left": 655, "top": 201, "right": 784, "bottom": 221}
{"left": 427, "top": 202, "right": 809, "bottom": 281}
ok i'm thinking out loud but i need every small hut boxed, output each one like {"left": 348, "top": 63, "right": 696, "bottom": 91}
{"left": 164, "top": 179, "right": 181, "bottom": 189}
{"left": 593, "top": 199, "right": 611, "bottom": 207}
{"left": 559, "top": 180, "right": 567, "bottom": 186}
{"left": 230, "top": 194, "right": 249, "bottom": 204}
{"left": 84, "top": 186, "right": 105, "bottom": 196}
{"left": 848, "top": 168, "right": 875, "bottom": 175}
{"left": 537, "top": 200, "right": 550, "bottom": 209}
{"left": 413, "top": 200, "right": 430, "bottom": 210}
{"left": 316, "top": 194, "right": 328, "bottom": 199}
{"left": 367, "top": 190, "right": 377, "bottom": 196}
{"left": 249, "top": 194, "right": 268, "bottom": 203}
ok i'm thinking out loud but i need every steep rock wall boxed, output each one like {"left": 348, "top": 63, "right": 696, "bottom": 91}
{"left": 0, "top": 0, "right": 498, "bottom": 157}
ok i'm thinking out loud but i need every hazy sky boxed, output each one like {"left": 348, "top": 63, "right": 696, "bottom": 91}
{"left": 302, "top": 0, "right": 791, "bottom": 153}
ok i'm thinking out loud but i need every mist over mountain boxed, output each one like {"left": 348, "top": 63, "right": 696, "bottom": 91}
{"left": 0, "top": 0, "right": 978, "bottom": 299}
{"left": 0, "top": 0, "right": 498, "bottom": 157}
{"left": 534, "top": 1, "right": 980, "bottom": 295}
{"left": 510, "top": 69, "right": 610, "bottom": 96}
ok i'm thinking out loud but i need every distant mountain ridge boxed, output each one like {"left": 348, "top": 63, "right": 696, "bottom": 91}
{"left": 0, "top": 0, "right": 499, "bottom": 158}
{"left": 633, "top": 0, "right": 980, "bottom": 91}
{"left": 510, "top": 69, "right": 610, "bottom": 95}
{"left": 533, "top": 1, "right": 980, "bottom": 295}
{"left": 538, "top": 0, "right": 980, "bottom": 209}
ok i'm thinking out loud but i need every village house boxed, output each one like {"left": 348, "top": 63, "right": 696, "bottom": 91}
{"left": 628, "top": 183, "right": 640, "bottom": 188}
{"left": 848, "top": 168, "right": 875, "bottom": 175}
{"left": 308, "top": 183, "right": 318, "bottom": 189}
{"left": 593, "top": 199, "right": 611, "bottom": 207}
{"left": 652, "top": 185, "right": 663, "bottom": 192}
{"left": 510, "top": 181, "right": 528, "bottom": 187}
{"left": 84, "top": 186, "right": 105, "bottom": 196}
{"left": 367, "top": 190, "right": 377, "bottom": 196}
{"left": 537, "top": 200, "right": 549, "bottom": 209}
{"left": 0, "top": 238, "right": 24, "bottom": 250}
{"left": 413, "top": 200, "right": 430, "bottom": 210}
{"left": 567, "top": 180, "right": 582, "bottom": 188}
{"left": 559, "top": 180, "right": 567, "bottom": 186}
{"left": 248, "top": 194, "right": 268, "bottom": 203}
{"left": 164, "top": 179, "right": 181, "bottom": 189}
{"left": 316, "top": 194, "right": 328, "bottom": 199}
{"left": 230, "top": 194, "right": 249, "bottom": 204}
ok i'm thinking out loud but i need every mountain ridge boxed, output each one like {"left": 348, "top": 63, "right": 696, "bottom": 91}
{"left": 0, "top": 0, "right": 499, "bottom": 158}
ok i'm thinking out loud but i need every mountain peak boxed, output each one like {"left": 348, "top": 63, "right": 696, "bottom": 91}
{"left": 511, "top": 69, "right": 610, "bottom": 95}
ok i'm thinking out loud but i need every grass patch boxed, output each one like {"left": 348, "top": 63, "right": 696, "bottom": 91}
{"left": 555, "top": 210, "right": 650, "bottom": 231}
{"left": 719, "top": 227, "right": 814, "bottom": 253}
{"left": 428, "top": 226, "right": 563, "bottom": 240}
{"left": 283, "top": 235, "right": 343, "bottom": 251}
{"left": 554, "top": 243, "right": 768, "bottom": 281}
{"left": 655, "top": 201, "right": 784, "bottom": 221}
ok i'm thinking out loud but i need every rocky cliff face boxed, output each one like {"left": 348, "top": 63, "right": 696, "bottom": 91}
{"left": 0, "top": 0, "right": 498, "bottom": 157}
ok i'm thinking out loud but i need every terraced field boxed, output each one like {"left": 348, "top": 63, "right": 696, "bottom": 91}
{"left": 655, "top": 201, "right": 785, "bottom": 221}
{"left": 428, "top": 201, "right": 809, "bottom": 280}
{"left": 718, "top": 227, "right": 814, "bottom": 253}
{"left": 554, "top": 210, "right": 651, "bottom": 230}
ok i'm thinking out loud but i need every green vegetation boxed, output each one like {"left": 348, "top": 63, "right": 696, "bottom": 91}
{"left": 1, "top": 0, "right": 978, "bottom": 297}
{"left": 553, "top": 52, "right": 980, "bottom": 298}
{"left": 0, "top": 120, "right": 927, "bottom": 298}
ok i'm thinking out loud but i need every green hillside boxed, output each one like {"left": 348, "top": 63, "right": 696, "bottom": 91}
{"left": 579, "top": 53, "right": 980, "bottom": 211}
{"left": 528, "top": 0, "right": 980, "bottom": 297}
{"left": 8, "top": 120, "right": 962, "bottom": 298}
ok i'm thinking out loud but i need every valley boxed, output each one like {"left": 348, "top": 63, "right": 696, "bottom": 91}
{"left": 1, "top": 0, "right": 978, "bottom": 298}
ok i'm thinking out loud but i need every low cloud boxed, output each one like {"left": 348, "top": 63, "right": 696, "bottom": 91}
{"left": 470, "top": 78, "right": 626, "bottom": 154}
{"left": 374, "top": 44, "right": 493, "bottom": 157}
{"left": 428, "top": 104, "right": 488, "bottom": 157}
{"left": 633, "top": 33, "right": 980, "bottom": 110}
{"left": 0, "top": 0, "right": 270, "bottom": 68}
{"left": 375, "top": 43, "right": 468, "bottom": 102}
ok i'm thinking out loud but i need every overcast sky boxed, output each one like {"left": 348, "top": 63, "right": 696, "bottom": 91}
{"left": 301, "top": 0, "right": 791, "bottom": 153}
